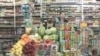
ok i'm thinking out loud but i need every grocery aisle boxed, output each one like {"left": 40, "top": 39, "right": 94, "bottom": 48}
{"left": 0, "top": 0, "right": 100, "bottom": 56}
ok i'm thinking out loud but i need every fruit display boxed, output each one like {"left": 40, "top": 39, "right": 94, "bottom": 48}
{"left": 38, "top": 26, "right": 58, "bottom": 42}
{"left": 45, "top": 29, "right": 51, "bottom": 35}
{"left": 50, "top": 27, "right": 57, "bottom": 34}
{"left": 50, "top": 34, "right": 58, "bottom": 41}
{"left": 10, "top": 18, "right": 100, "bottom": 56}
{"left": 10, "top": 40, "right": 24, "bottom": 56}
{"left": 22, "top": 40, "right": 37, "bottom": 56}
{"left": 43, "top": 35, "right": 50, "bottom": 40}
{"left": 11, "top": 35, "right": 40, "bottom": 56}
{"left": 10, "top": 26, "right": 58, "bottom": 56}
{"left": 38, "top": 25, "right": 46, "bottom": 37}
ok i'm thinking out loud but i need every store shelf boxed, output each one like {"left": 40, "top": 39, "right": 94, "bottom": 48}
{"left": 83, "top": 3, "right": 100, "bottom": 5}
{"left": 50, "top": 2, "right": 82, "bottom": 5}
{"left": 0, "top": 36, "right": 15, "bottom": 39}
{"left": 0, "top": 3, "right": 24, "bottom": 7}
{"left": 0, "top": 16, "right": 14, "bottom": 18}
{"left": 0, "top": 25, "right": 14, "bottom": 27}
{"left": 0, "top": 15, "right": 41, "bottom": 18}
{"left": 0, "top": 4, "right": 13, "bottom": 7}
{"left": 19, "top": 14, "right": 41, "bottom": 17}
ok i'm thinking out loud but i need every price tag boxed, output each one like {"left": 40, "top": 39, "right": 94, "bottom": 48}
{"left": 51, "top": 44, "right": 58, "bottom": 51}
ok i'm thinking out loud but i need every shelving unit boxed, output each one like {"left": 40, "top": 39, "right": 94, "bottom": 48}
{"left": 0, "top": 0, "right": 25, "bottom": 40}
{"left": 40, "top": 1, "right": 83, "bottom": 28}
{"left": 40, "top": 0, "right": 100, "bottom": 26}
{"left": 0, "top": 0, "right": 14, "bottom": 53}
{"left": 32, "top": 2, "right": 41, "bottom": 27}
{"left": 0, "top": 0, "right": 100, "bottom": 55}
{"left": 0, "top": 1, "right": 15, "bottom": 39}
{"left": 40, "top": 0, "right": 100, "bottom": 55}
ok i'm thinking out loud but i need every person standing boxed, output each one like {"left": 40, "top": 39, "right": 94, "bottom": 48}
{"left": 54, "top": 12, "right": 68, "bottom": 30}
{"left": 53, "top": 12, "right": 68, "bottom": 51}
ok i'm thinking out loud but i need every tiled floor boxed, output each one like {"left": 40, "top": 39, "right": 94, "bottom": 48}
{"left": 0, "top": 53, "right": 3, "bottom": 56}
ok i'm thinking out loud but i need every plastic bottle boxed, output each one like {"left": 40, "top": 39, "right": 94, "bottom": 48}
{"left": 58, "top": 30, "right": 65, "bottom": 52}
{"left": 21, "top": 4, "right": 30, "bottom": 19}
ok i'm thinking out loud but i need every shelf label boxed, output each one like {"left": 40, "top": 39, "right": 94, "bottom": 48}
{"left": 51, "top": 44, "right": 58, "bottom": 51}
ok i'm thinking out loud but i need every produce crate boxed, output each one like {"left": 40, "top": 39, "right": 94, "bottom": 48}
{"left": 36, "top": 43, "right": 58, "bottom": 56}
